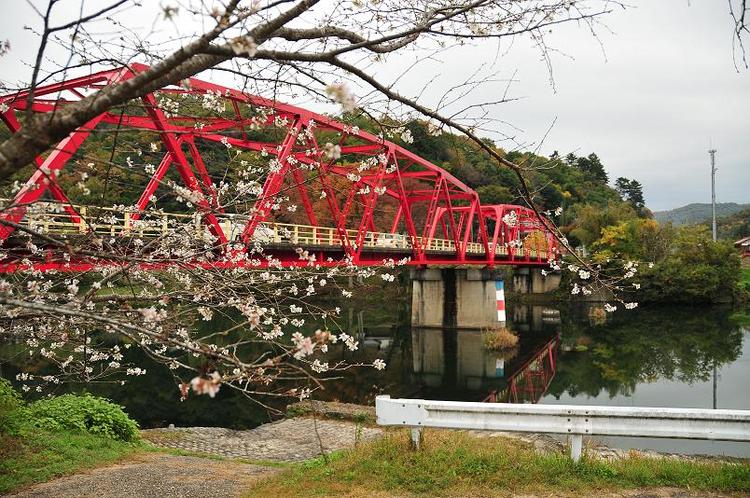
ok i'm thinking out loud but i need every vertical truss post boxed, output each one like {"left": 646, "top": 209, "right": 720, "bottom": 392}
{"left": 421, "top": 176, "right": 444, "bottom": 252}
{"left": 490, "top": 209, "right": 502, "bottom": 264}
{"left": 390, "top": 156, "right": 423, "bottom": 262}
{"left": 184, "top": 136, "right": 223, "bottom": 212}
{"left": 390, "top": 205, "right": 403, "bottom": 234}
{"left": 290, "top": 166, "right": 318, "bottom": 226}
{"left": 472, "top": 196, "right": 491, "bottom": 263}
{"left": 353, "top": 165, "right": 387, "bottom": 261}
{"left": 304, "top": 132, "right": 353, "bottom": 255}
{"left": 438, "top": 181, "right": 460, "bottom": 253}
{"left": 131, "top": 152, "right": 174, "bottom": 221}
{"left": 241, "top": 119, "right": 302, "bottom": 244}
{"left": 142, "top": 94, "right": 227, "bottom": 246}
{"left": 459, "top": 201, "right": 477, "bottom": 261}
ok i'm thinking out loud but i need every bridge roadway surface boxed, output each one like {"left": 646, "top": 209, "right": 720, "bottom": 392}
{"left": 0, "top": 63, "right": 558, "bottom": 272}
{"left": 0, "top": 199, "right": 552, "bottom": 272}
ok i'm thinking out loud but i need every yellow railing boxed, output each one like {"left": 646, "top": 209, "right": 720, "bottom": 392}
{"left": 1, "top": 200, "right": 547, "bottom": 260}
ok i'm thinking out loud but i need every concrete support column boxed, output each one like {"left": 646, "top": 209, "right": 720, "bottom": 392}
{"left": 513, "top": 267, "right": 560, "bottom": 294}
{"left": 411, "top": 268, "right": 505, "bottom": 329}
{"left": 410, "top": 268, "right": 445, "bottom": 328}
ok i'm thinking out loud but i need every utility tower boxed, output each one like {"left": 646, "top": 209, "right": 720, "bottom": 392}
{"left": 708, "top": 147, "right": 717, "bottom": 409}
{"left": 709, "top": 148, "right": 717, "bottom": 242}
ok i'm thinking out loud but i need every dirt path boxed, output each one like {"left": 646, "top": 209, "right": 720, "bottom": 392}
{"left": 7, "top": 452, "right": 277, "bottom": 498}
{"left": 7, "top": 418, "right": 378, "bottom": 498}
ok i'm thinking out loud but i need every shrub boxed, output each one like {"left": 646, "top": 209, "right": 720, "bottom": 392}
{"left": 0, "top": 379, "right": 24, "bottom": 434}
{"left": 27, "top": 394, "right": 139, "bottom": 442}
{"left": 482, "top": 327, "right": 519, "bottom": 351}
{"left": 0, "top": 378, "right": 22, "bottom": 414}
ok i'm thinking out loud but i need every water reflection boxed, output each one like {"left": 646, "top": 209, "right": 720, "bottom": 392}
{"left": 546, "top": 305, "right": 745, "bottom": 401}
{"left": 541, "top": 306, "right": 750, "bottom": 457}
{"left": 1, "top": 300, "right": 748, "bottom": 456}
{"left": 410, "top": 306, "right": 562, "bottom": 403}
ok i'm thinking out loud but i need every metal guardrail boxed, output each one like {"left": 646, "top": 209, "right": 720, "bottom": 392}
{"left": 375, "top": 395, "right": 750, "bottom": 462}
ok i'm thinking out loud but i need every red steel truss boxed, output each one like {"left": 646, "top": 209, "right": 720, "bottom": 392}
{"left": 0, "top": 64, "right": 558, "bottom": 272}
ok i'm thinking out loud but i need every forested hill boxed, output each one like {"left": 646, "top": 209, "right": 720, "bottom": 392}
{"left": 384, "top": 119, "right": 650, "bottom": 247}
{"left": 654, "top": 203, "right": 750, "bottom": 226}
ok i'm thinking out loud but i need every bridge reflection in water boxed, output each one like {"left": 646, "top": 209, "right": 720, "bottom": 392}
{"left": 410, "top": 306, "right": 561, "bottom": 404}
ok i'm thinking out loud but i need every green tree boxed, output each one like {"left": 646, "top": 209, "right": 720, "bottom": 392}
{"left": 575, "top": 153, "right": 608, "bottom": 184}
{"left": 614, "top": 177, "right": 647, "bottom": 217}
{"left": 568, "top": 201, "right": 637, "bottom": 248}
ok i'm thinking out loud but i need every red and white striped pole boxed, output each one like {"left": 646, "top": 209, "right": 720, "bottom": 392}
{"left": 495, "top": 280, "right": 506, "bottom": 323}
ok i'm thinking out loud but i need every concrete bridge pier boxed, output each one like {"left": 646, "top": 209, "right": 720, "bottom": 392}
{"left": 512, "top": 267, "right": 560, "bottom": 294}
{"left": 411, "top": 268, "right": 503, "bottom": 329}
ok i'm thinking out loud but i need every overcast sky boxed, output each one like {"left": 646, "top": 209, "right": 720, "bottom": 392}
{"left": 1, "top": 0, "right": 747, "bottom": 211}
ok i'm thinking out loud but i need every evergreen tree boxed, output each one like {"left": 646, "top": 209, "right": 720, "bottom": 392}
{"left": 575, "top": 153, "right": 608, "bottom": 184}
{"left": 615, "top": 177, "right": 646, "bottom": 215}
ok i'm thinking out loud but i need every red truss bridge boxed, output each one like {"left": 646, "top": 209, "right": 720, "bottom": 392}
{"left": 0, "top": 64, "right": 558, "bottom": 272}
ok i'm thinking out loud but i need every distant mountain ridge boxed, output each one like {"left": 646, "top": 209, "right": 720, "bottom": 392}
{"left": 654, "top": 203, "right": 750, "bottom": 226}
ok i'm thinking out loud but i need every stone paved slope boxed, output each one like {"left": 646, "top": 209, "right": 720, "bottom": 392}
{"left": 142, "top": 418, "right": 383, "bottom": 461}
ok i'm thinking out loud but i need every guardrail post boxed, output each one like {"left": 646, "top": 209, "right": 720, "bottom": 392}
{"left": 570, "top": 434, "right": 583, "bottom": 463}
{"left": 410, "top": 428, "right": 422, "bottom": 450}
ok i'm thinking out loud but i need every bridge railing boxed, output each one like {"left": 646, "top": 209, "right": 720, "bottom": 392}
{"left": 1, "top": 199, "right": 548, "bottom": 260}
{"left": 375, "top": 395, "right": 750, "bottom": 462}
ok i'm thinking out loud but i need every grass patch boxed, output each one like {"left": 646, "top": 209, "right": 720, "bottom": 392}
{"left": 0, "top": 429, "right": 141, "bottom": 494}
{"left": 740, "top": 268, "right": 750, "bottom": 293}
{"left": 481, "top": 326, "right": 519, "bottom": 351}
{"left": 244, "top": 430, "right": 750, "bottom": 497}
{"left": 0, "top": 379, "right": 143, "bottom": 494}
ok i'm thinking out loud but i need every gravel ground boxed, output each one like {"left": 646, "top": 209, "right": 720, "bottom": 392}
{"left": 6, "top": 452, "right": 277, "bottom": 498}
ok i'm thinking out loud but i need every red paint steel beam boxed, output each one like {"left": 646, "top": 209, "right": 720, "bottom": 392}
{"left": 0, "top": 63, "right": 556, "bottom": 270}
{"left": 240, "top": 119, "right": 303, "bottom": 244}
{"left": 0, "top": 251, "right": 556, "bottom": 274}
{"left": 184, "top": 137, "right": 223, "bottom": 212}
{"left": 141, "top": 93, "right": 228, "bottom": 246}
{"left": 289, "top": 165, "right": 318, "bottom": 227}
{"left": 0, "top": 113, "right": 105, "bottom": 240}
{"left": 0, "top": 110, "right": 82, "bottom": 224}
{"left": 131, "top": 152, "right": 173, "bottom": 220}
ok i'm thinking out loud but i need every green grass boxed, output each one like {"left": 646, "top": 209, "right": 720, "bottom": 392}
{"left": 0, "top": 428, "right": 141, "bottom": 494}
{"left": 244, "top": 430, "right": 750, "bottom": 497}
{"left": 0, "top": 380, "right": 144, "bottom": 494}
{"left": 741, "top": 268, "right": 750, "bottom": 286}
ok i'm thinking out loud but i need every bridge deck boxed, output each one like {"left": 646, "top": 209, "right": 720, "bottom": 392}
{"left": 3, "top": 200, "right": 551, "bottom": 271}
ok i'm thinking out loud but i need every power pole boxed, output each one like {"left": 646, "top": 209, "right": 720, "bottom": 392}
{"left": 709, "top": 148, "right": 717, "bottom": 242}
{"left": 708, "top": 147, "right": 717, "bottom": 409}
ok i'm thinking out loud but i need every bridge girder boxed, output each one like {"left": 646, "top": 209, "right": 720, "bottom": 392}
{"left": 0, "top": 64, "right": 558, "bottom": 272}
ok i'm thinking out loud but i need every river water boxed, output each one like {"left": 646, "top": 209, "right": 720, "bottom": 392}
{"left": 1, "top": 296, "right": 748, "bottom": 457}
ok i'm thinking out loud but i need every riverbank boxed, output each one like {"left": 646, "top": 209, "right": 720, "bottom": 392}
{"left": 5, "top": 401, "right": 749, "bottom": 497}
{"left": 245, "top": 429, "right": 749, "bottom": 498}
